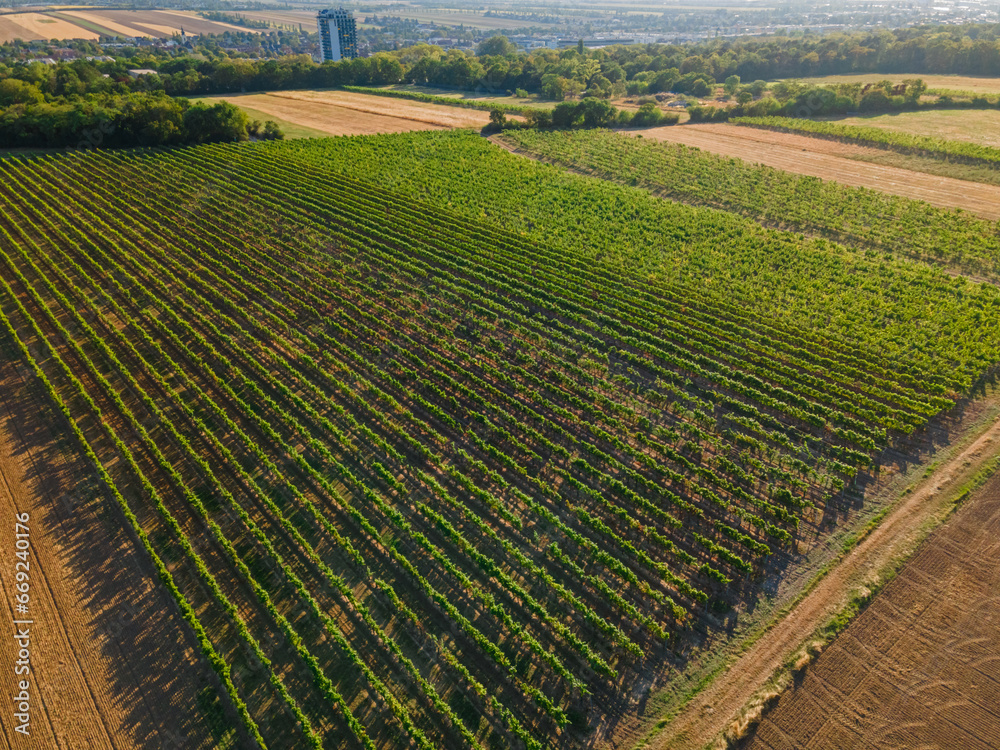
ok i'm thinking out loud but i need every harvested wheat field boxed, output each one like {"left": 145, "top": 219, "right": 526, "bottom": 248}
{"left": 203, "top": 90, "right": 492, "bottom": 136}
{"left": 0, "top": 346, "right": 227, "bottom": 746}
{"left": 0, "top": 12, "right": 96, "bottom": 43}
{"left": 835, "top": 108, "right": 1000, "bottom": 149}
{"left": 743, "top": 467, "right": 1000, "bottom": 750}
{"left": 270, "top": 90, "right": 496, "bottom": 129}
{"left": 0, "top": 15, "right": 36, "bottom": 43}
{"left": 638, "top": 123, "right": 1000, "bottom": 220}
{"left": 80, "top": 10, "right": 254, "bottom": 38}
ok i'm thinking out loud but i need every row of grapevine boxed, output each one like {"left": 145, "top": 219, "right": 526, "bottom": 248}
{"left": 0, "top": 131, "right": 993, "bottom": 749}
{"left": 499, "top": 127, "right": 1000, "bottom": 281}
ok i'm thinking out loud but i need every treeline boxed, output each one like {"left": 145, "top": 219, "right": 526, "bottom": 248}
{"left": 686, "top": 78, "right": 932, "bottom": 121}
{"left": 0, "top": 92, "right": 282, "bottom": 149}
{"left": 6, "top": 23, "right": 1000, "bottom": 102}
{"left": 488, "top": 99, "right": 679, "bottom": 132}
{"left": 685, "top": 77, "right": 1000, "bottom": 122}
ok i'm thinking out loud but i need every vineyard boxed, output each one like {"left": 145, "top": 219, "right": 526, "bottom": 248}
{"left": 496, "top": 128, "right": 1000, "bottom": 277}
{"left": 0, "top": 133, "right": 998, "bottom": 749}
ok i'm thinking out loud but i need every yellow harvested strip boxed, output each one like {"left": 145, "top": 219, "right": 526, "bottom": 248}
{"left": 0, "top": 12, "right": 97, "bottom": 42}
{"left": 60, "top": 10, "right": 145, "bottom": 37}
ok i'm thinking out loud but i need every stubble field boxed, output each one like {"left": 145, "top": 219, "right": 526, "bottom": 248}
{"left": 196, "top": 90, "right": 494, "bottom": 136}
{"left": 636, "top": 123, "right": 1000, "bottom": 220}
{"left": 833, "top": 108, "right": 1000, "bottom": 149}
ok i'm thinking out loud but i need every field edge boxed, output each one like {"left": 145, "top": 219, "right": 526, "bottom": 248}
{"left": 635, "top": 380, "right": 1000, "bottom": 750}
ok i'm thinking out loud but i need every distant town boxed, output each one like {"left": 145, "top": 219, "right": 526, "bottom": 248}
{"left": 3, "top": 0, "right": 998, "bottom": 66}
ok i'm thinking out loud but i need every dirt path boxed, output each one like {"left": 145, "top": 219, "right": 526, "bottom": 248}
{"left": 649, "top": 410, "right": 1000, "bottom": 750}
{"left": 635, "top": 123, "right": 1000, "bottom": 221}
{"left": 0, "top": 352, "right": 217, "bottom": 748}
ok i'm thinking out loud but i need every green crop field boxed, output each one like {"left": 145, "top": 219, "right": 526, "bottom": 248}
{"left": 1, "top": 129, "right": 999, "bottom": 749}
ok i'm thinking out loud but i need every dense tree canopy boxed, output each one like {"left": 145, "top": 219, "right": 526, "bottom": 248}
{"left": 5, "top": 24, "right": 1000, "bottom": 104}
{"left": 0, "top": 92, "right": 279, "bottom": 148}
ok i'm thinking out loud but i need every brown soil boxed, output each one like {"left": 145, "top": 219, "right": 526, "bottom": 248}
{"left": 648, "top": 405, "right": 1000, "bottom": 750}
{"left": 0, "top": 349, "right": 219, "bottom": 748}
{"left": 635, "top": 123, "right": 1000, "bottom": 221}
{"left": 743, "top": 467, "right": 1000, "bottom": 750}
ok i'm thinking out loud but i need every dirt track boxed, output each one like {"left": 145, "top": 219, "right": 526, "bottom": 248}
{"left": 637, "top": 123, "right": 1000, "bottom": 221}
{"left": 649, "top": 410, "right": 1000, "bottom": 750}
{"left": 744, "top": 465, "right": 1000, "bottom": 750}
{"left": 0, "top": 354, "right": 217, "bottom": 747}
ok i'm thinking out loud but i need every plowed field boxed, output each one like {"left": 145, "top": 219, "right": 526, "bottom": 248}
{"left": 744, "top": 468, "right": 1000, "bottom": 750}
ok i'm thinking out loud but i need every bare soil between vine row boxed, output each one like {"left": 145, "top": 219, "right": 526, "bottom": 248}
{"left": 635, "top": 123, "right": 1000, "bottom": 221}
{"left": 0, "top": 351, "right": 218, "bottom": 748}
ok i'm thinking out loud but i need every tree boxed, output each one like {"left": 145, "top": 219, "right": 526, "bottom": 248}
{"left": 524, "top": 108, "right": 552, "bottom": 128}
{"left": 551, "top": 101, "right": 581, "bottom": 128}
{"left": 541, "top": 73, "right": 569, "bottom": 100}
{"left": 488, "top": 108, "right": 507, "bottom": 130}
{"left": 578, "top": 97, "right": 616, "bottom": 127}
{"left": 182, "top": 101, "right": 249, "bottom": 143}
{"left": 723, "top": 74, "right": 741, "bottom": 96}
{"left": 119, "top": 93, "right": 185, "bottom": 146}
{"left": 902, "top": 78, "right": 927, "bottom": 101}
{"left": 587, "top": 74, "right": 612, "bottom": 98}
{"left": 0, "top": 79, "right": 43, "bottom": 107}
{"left": 477, "top": 35, "right": 517, "bottom": 57}
{"left": 630, "top": 102, "right": 664, "bottom": 127}
{"left": 261, "top": 120, "right": 284, "bottom": 140}
{"left": 689, "top": 78, "right": 712, "bottom": 97}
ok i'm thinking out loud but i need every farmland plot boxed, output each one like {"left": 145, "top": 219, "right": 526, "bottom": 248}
{"left": 1, "top": 132, "right": 999, "bottom": 748}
